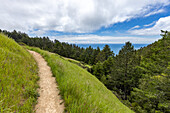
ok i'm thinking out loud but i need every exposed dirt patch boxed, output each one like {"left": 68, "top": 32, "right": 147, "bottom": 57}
{"left": 28, "top": 50, "right": 64, "bottom": 113}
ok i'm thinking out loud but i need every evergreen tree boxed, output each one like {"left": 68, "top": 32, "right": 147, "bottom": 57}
{"left": 96, "top": 51, "right": 106, "bottom": 63}
{"left": 92, "top": 62, "right": 105, "bottom": 80}
{"left": 95, "top": 45, "right": 113, "bottom": 63}
{"left": 103, "top": 57, "right": 115, "bottom": 76}
{"left": 111, "top": 42, "right": 138, "bottom": 99}
{"left": 102, "top": 45, "right": 114, "bottom": 60}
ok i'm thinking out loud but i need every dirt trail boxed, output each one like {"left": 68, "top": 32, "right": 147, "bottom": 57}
{"left": 28, "top": 50, "right": 64, "bottom": 113}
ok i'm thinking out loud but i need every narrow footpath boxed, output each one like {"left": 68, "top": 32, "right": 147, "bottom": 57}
{"left": 28, "top": 50, "right": 64, "bottom": 113}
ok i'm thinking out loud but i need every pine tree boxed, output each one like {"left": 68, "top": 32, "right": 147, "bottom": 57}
{"left": 96, "top": 45, "right": 114, "bottom": 63}
{"left": 92, "top": 62, "right": 104, "bottom": 80}
{"left": 96, "top": 51, "right": 106, "bottom": 63}
{"left": 102, "top": 45, "right": 114, "bottom": 60}
{"left": 111, "top": 42, "right": 138, "bottom": 99}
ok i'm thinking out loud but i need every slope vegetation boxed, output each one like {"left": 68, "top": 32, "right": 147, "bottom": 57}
{"left": 0, "top": 34, "right": 39, "bottom": 112}
{"left": 27, "top": 46, "right": 134, "bottom": 113}
{"left": 130, "top": 32, "right": 170, "bottom": 112}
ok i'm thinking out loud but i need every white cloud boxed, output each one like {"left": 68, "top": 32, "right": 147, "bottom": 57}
{"left": 51, "top": 35, "right": 159, "bottom": 44}
{"left": 0, "top": 0, "right": 169, "bottom": 34}
{"left": 143, "top": 21, "right": 156, "bottom": 27}
{"left": 130, "top": 25, "right": 140, "bottom": 30}
{"left": 29, "top": 30, "right": 46, "bottom": 36}
{"left": 144, "top": 9, "right": 165, "bottom": 17}
{"left": 129, "top": 16, "right": 170, "bottom": 35}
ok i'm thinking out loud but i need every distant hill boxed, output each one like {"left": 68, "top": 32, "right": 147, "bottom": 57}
{"left": 0, "top": 34, "right": 39, "bottom": 112}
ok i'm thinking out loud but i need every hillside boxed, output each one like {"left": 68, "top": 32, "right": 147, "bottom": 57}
{"left": 0, "top": 34, "right": 39, "bottom": 112}
{"left": 2, "top": 29, "right": 169, "bottom": 113}
{"left": 129, "top": 32, "right": 170, "bottom": 112}
{"left": 26, "top": 46, "right": 134, "bottom": 113}
{"left": 89, "top": 32, "right": 170, "bottom": 113}
{"left": 0, "top": 32, "right": 134, "bottom": 112}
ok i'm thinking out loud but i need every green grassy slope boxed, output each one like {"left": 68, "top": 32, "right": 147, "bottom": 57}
{"left": 27, "top": 46, "right": 134, "bottom": 113}
{"left": 63, "top": 57, "right": 92, "bottom": 69}
{"left": 0, "top": 34, "right": 39, "bottom": 112}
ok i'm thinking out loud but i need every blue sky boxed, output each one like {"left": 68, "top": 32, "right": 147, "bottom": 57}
{"left": 0, "top": 0, "right": 170, "bottom": 44}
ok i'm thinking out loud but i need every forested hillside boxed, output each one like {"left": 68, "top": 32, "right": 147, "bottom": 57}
{"left": 130, "top": 31, "right": 170, "bottom": 112}
{"left": 0, "top": 34, "right": 39, "bottom": 112}
{"left": 92, "top": 31, "right": 170, "bottom": 113}
{"left": 1, "top": 29, "right": 169, "bottom": 113}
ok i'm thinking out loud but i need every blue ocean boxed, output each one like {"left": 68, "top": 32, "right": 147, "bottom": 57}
{"left": 76, "top": 44, "right": 148, "bottom": 55}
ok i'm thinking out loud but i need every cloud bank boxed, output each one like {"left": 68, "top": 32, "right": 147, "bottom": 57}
{"left": 52, "top": 35, "right": 159, "bottom": 44}
{"left": 0, "top": 0, "right": 169, "bottom": 33}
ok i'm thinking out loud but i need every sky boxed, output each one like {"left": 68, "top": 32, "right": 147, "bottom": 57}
{"left": 0, "top": 0, "right": 170, "bottom": 44}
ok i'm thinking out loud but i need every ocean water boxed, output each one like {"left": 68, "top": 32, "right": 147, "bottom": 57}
{"left": 76, "top": 44, "right": 148, "bottom": 55}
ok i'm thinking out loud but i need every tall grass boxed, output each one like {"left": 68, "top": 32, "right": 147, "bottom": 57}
{"left": 0, "top": 34, "right": 39, "bottom": 112}
{"left": 27, "top": 46, "right": 134, "bottom": 113}
{"left": 63, "top": 57, "right": 92, "bottom": 70}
